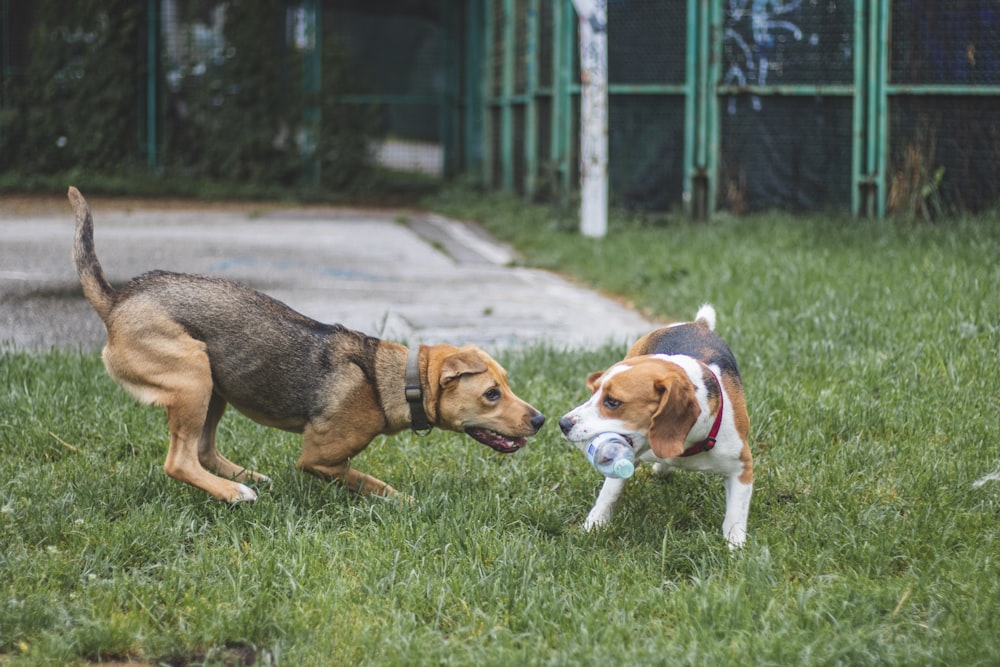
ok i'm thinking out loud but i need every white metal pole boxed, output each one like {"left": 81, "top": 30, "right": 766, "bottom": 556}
{"left": 572, "top": 0, "right": 608, "bottom": 238}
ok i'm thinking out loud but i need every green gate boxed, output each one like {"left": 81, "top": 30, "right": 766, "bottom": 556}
{"left": 4, "top": 1, "right": 999, "bottom": 217}
{"left": 477, "top": 0, "right": 1000, "bottom": 218}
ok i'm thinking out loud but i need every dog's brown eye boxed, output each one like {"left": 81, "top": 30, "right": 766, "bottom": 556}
{"left": 484, "top": 388, "right": 502, "bottom": 402}
{"left": 603, "top": 396, "right": 621, "bottom": 410}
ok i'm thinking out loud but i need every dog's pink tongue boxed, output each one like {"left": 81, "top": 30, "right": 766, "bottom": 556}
{"left": 466, "top": 427, "right": 524, "bottom": 453}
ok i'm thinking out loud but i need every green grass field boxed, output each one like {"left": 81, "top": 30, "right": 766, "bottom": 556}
{"left": 2, "top": 196, "right": 999, "bottom": 665}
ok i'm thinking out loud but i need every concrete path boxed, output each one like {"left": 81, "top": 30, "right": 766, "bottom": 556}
{"left": 0, "top": 196, "right": 655, "bottom": 352}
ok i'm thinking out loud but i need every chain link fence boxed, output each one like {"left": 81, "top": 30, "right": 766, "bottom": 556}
{"left": 888, "top": 0, "right": 1000, "bottom": 215}
{"left": 0, "top": 0, "right": 454, "bottom": 191}
{"left": 718, "top": 0, "right": 855, "bottom": 213}
{"left": 483, "top": 0, "right": 1000, "bottom": 218}
{"left": 3, "top": 1, "right": 1000, "bottom": 217}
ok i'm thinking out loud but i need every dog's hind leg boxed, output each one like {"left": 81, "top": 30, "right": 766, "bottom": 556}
{"left": 197, "top": 392, "right": 270, "bottom": 485}
{"left": 160, "top": 360, "right": 257, "bottom": 503}
{"left": 103, "top": 321, "right": 256, "bottom": 503}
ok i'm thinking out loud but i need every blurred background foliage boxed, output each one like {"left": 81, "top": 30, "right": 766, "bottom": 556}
{"left": 0, "top": 0, "right": 393, "bottom": 200}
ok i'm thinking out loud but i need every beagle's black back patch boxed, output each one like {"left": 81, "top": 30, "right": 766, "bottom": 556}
{"left": 639, "top": 321, "right": 742, "bottom": 380}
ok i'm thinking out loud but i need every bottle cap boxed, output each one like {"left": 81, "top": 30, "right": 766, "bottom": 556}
{"left": 612, "top": 458, "right": 634, "bottom": 478}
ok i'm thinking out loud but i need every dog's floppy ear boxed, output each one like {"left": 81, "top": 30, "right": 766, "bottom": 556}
{"left": 647, "top": 372, "right": 700, "bottom": 459}
{"left": 586, "top": 370, "right": 605, "bottom": 392}
{"left": 439, "top": 347, "right": 489, "bottom": 386}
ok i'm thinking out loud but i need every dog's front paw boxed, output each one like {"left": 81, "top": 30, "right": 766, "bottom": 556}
{"left": 651, "top": 462, "right": 675, "bottom": 479}
{"left": 375, "top": 491, "right": 416, "bottom": 506}
{"left": 582, "top": 506, "right": 613, "bottom": 531}
{"left": 229, "top": 483, "right": 258, "bottom": 503}
{"left": 724, "top": 525, "right": 747, "bottom": 550}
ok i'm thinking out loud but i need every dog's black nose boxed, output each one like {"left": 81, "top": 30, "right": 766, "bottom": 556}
{"left": 530, "top": 413, "right": 546, "bottom": 432}
{"left": 558, "top": 416, "right": 574, "bottom": 435}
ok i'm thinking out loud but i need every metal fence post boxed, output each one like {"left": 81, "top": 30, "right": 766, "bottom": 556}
{"left": 852, "top": 0, "right": 866, "bottom": 217}
{"left": 549, "top": 0, "right": 563, "bottom": 182}
{"left": 682, "top": 0, "right": 698, "bottom": 217}
{"left": 706, "top": 0, "right": 722, "bottom": 219}
{"left": 572, "top": 0, "right": 609, "bottom": 238}
{"left": 501, "top": 0, "right": 515, "bottom": 192}
{"left": 558, "top": 0, "right": 575, "bottom": 195}
{"left": 682, "top": 0, "right": 716, "bottom": 220}
{"left": 524, "top": 0, "right": 539, "bottom": 198}
{"left": 464, "top": 0, "right": 485, "bottom": 179}
{"left": 690, "top": 0, "right": 711, "bottom": 220}
{"left": 299, "top": 0, "right": 321, "bottom": 188}
{"left": 864, "top": 0, "right": 882, "bottom": 217}
{"left": 146, "top": 0, "right": 159, "bottom": 172}
{"left": 875, "top": 0, "right": 888, "bottom": 219}
{"left": 1, "top": 0, "right": 9, "bottom": 156}
{"left": 549, "top": 0, "right": 568, "bottom": 196}
{"left": 483, "top": 0, "right": 495, "bottom": 188}
{"left": 441, "top": 0, "right": 458, "bottom": 178}
{"left": 0, "top": 0, "right": 7, "bottom": 77}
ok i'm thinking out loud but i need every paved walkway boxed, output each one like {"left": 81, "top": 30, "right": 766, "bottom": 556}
{"left": 0, "top": 196, "right": 655, "bottom": 352}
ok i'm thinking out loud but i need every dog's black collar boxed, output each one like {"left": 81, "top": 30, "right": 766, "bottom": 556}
{"left": 406, "top": 346, "right": 433, "bottom": 436}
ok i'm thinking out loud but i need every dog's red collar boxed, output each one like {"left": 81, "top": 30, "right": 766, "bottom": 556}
{"left": 406, "top": 346, "right": 433, "bottom": 436}
{"left": 679, "top": 369, "right": 723, "bottom": 457}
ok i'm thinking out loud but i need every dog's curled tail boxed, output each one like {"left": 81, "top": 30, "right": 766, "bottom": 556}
{"left": 695, "top": 303, "right": 717, "bottom": 330}
{"left": 69, "top": 186, "right": 115, "bottom": 321}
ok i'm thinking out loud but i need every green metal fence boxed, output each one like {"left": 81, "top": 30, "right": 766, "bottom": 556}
{"left": 0, "top": 1, "right": 463, "bottom": 188}
{"left": 3, "top": 1, "right": 999, "bottom": 218}
{"left": 479, "top": 0, "right": 1000, "bottom": 218}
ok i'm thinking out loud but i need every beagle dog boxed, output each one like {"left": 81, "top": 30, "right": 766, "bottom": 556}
{"left": 559, "top": 305, "right": 753, "bottom": 548}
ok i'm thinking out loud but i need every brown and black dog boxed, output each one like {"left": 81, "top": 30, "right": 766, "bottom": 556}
{"left": 68, "top": 187, "right": 544, "bottom": 503}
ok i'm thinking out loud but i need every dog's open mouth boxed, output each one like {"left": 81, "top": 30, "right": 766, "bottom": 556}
{"left": 466, "top": 427, "right": 526, "bottom": 453}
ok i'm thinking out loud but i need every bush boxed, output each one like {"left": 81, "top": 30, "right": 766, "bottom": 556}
{"left": 0, "top": 0, "right": 144, "bottom": 175}
{"left": 0, "top": 0, "right": 380, "bottom": 192}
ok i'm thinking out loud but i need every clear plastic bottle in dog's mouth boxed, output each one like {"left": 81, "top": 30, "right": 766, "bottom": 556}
{"left": 586, "top": 433, "right": 635, "bottom": 479}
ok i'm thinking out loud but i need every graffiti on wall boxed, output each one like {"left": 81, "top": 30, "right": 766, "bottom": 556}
{"left": 724, "top": 0, "right": 808, "bottom": 112}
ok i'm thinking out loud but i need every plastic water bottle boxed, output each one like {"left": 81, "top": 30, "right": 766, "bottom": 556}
{"left": 586, "top": 433, "right": 635, "bottom": 479}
